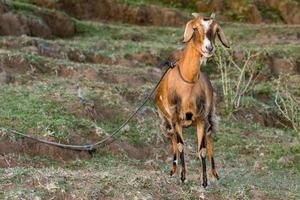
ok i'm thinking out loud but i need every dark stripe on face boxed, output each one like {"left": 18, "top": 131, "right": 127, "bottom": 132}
{"left": 206, "top": 29, "right": 213, "bottom": 40}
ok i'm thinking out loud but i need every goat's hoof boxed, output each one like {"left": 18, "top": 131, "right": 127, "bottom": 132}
{"left": 170, "top": 170, "right": 175, "bottom": 176}
{"left": 211, "top": 170, "right": 220, "bottom": 180}
{"left": 202, "top": 177, "right": 208, "bottom": 188}
{"left": 180, "top": 171, "right": 186, "bottom": 183}
{"left": 181, "top": 177, "right": 186, "bottom": 183}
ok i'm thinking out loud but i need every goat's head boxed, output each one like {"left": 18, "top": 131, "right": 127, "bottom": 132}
{"left": 183, "top": 13, "right": 230, "bottom": 58}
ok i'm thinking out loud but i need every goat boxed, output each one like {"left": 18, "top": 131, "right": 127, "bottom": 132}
{"left": 155, "top": 13, "right": 229, "bottom": 187}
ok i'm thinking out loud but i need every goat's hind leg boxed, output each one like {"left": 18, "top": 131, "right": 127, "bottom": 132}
{"left": 206, "top": 134, "right": 219, "bottom": 180}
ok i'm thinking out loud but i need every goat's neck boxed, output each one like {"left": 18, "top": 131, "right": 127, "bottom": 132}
{"left": 179, "top": 42, "right": 203, "bottom": 82}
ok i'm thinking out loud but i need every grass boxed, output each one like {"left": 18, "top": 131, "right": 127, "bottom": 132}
{"left": 117, "top": 0, "right": 198, "bottom": 11}
{"left": 1, "top": 120, "right": 299, "bottom": 199}
{"left": 0, "top": 83, "right": 92, "bottom": 140}
{"left": 0, "top": 1, "right": 299, "bottom": 199}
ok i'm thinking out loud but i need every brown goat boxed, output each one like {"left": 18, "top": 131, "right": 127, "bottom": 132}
{"left": 155, "top": 13, "right": 230, "bottom": 187}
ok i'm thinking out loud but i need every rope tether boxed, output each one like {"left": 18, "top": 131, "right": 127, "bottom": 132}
{"left": 0, "top": 62, "right": 176, "bottom": 152}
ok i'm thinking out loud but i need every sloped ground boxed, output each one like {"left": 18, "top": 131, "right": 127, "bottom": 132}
{"left": 0, "top": 1, "right": 300, "bottom": 199}
{"left": 16, "top": 0, "right": 300, "bottom": 24}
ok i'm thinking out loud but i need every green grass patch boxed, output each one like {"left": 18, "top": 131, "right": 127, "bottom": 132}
{"left": 0, "top": 83, "right": 92, "bottom": 140}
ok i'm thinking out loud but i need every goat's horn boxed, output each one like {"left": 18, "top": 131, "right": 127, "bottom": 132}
{"left": 192, "top": 13, "right": 200, "bottom": 18}
{"left": 210, "top": 12, "right": 216, "bottom": 19}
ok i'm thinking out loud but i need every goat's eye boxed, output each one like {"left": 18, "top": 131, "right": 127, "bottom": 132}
{"left": 203, "top": 17, "right": 210, "bottom": 21}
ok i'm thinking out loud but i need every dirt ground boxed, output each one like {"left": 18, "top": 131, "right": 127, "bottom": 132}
{"left": 0, "top": 1, "right": 300, "bottom": 199}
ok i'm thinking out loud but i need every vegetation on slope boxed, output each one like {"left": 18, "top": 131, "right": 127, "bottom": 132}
{"left": 0, "top": 0, "right": 299, "bottom": 199}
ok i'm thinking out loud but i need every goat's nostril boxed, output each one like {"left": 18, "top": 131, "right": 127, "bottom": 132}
{"left": 185, "top": 112, "right": 193, "bottom": 120}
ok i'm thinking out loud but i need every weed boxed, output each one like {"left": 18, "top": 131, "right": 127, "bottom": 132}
{"left": 274, "top": 75, "right": 300, "bottom": 133}
{"left": 215, "top": 46, "right": 261, "bottom": 113}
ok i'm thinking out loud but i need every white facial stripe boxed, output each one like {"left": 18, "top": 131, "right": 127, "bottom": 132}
{"left": 200, "top": 19, "right": 214, "bottom": 57}
{"left": 203, "top": 38, "right": 211, "bottom": 47}
{"left": 201, "top": 19, "right": 212, "bottom": 32}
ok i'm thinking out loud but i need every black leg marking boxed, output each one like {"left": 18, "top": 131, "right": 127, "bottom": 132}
{"left": 180, "top": 149, "right": 186, "bottom": 183}
{"left": 176, "top": 133, "right": 186, "bottom": 182}
{"left": 211, "top": 157, "right": 220, "bottom": 180}
{"left": 211, "top": 156, "right": 215, "bottom": 168}
{"left": 201, "top": 135, "right": 207, "bottom": 188}
{"left": 170, "top": 153, "right": 177, "bottom": 176}
{"left": 202, "top": 155, "right": 207, "bottom": 188}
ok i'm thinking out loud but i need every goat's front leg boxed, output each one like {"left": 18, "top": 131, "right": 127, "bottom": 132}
{"left": 170, "top": 133, "right": 178, "bottom": 176}
{"left": 175, "top": 123, "right": 186, "bottom": 183}
{"left": 197, "top": 121, "right": 207, "bottom": 188}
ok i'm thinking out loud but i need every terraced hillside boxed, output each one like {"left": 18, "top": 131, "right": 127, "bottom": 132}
{"left": 0, "top": 1, "right": 300, "bottom": 199}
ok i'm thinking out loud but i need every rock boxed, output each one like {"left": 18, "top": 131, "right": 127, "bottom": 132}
{"left": 40, "top": 10, "right": 75, "bottom": 37}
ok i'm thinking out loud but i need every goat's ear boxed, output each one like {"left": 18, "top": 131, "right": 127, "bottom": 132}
{"left": 183, "top": 20, "right": 195, "bottom": 43}
{"left": 217, "top": 25, "right": 230, "bottom": 48}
